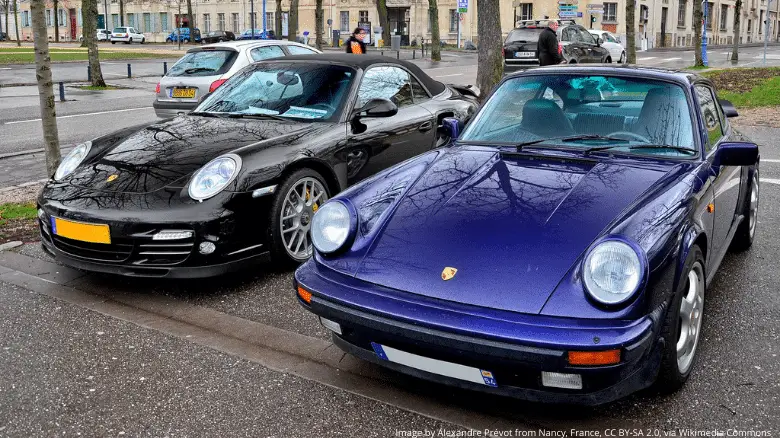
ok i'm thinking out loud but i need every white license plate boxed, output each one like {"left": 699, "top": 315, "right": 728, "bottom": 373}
{"left": 515, "top": 51, "right": 535, "bottom": 58}
{"left": 371, "top": 342, "right": 497, "bottom": 387}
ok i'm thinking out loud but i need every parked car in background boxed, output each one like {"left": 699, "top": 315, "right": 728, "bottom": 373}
{"left": 153, "top": 40, "right": 321, "bottom": 118}
{"left": 79, "top": 29, "right": 111, "bottom": 42}
{"left": 295, "top": 65, "right": 760, "bottom": 405}
{"left": 589, "top": 29, "right": 626, "bottom": 63}
{"left": 165, "top": 28, "right": 202, "bottom": 43}
{"left": 0, "top": 32, "right": 7, "bottom": 42}
{"left": 202, "top": 30, "right": 236, "bottom": 44}
{"left": 238, "top": 29, "right": 278, "bottom": 40}
{"left": 503, "top": 20, "right": 611, "bottom": 72}
{"left": 110, "top": 27, "right": 145, "bottom": 44}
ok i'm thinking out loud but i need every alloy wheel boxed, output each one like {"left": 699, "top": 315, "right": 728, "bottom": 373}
{"left": 280, "top": 177, "right": 328, "bottom": 261}
{"left": 676, "top": 261, "right": 705, "bottom": 374}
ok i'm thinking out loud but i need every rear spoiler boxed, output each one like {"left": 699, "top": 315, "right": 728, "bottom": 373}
{"left": 448, "top": 84, "right": 480, "bottom": 99}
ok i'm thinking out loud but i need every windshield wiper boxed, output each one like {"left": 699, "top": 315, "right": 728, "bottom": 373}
{"left": 183, "top": 67, "right": 216, "bottom": 74}
{"left": 226, "top": 113, "right": 291, "bottom": 122}
{"left": 584, "top": 144, "right": 697, "bottom": 156}
{"left": 189, "top": 111, "right": 229, "bottom": 118}
{"left": 513, "top": 134, "right": 629, "bottom": 151}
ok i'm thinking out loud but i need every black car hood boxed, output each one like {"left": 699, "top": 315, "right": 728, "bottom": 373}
{"left": 65, "top": 116, "right": 320, "bottom": 194}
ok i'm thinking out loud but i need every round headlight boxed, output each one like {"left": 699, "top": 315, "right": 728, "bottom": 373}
{"left": 582, "top": 240, "right": 643, "bottom": 305}
{"left": 188, "top": 154, "right": 241, "bottom": 201}
{"left": 311, "top": 201, "right": 352, "bottom": 254}
{"left": 54, "top": 141, "right": 91, "bottom": 181}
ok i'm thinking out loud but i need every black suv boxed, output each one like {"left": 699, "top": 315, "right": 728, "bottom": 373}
{"left": 503, "top": 20, "right": 611, "bottom": 72}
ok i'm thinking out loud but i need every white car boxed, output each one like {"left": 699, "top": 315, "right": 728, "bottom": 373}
{"left": 78, "top": 29, "right": 111, "bottom": 42}
{"left": 153, "top": 40, "right": 321, "bottom": 118}
{"left": 589, "top": 30, "right": 625, "bottom": 63}
{"left": 111, "top": 27, "right": 145, "bottom": 44}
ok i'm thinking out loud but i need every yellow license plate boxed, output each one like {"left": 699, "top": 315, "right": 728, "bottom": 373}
{"left": 52, "top": 217, "right": 111, "bottom": 244}
{"left": 171, "top": 88, "right": 196, "bottom": 98}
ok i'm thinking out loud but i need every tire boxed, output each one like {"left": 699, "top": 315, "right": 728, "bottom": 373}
{"left": 604, "top": 57, "right": 612, "bottom": 64}
{"left": 655, "top": 245, "right": 705, "bottom": 394}
{"left": 619, "top": 51, "right": 626, "bottom": 63}
{"left": 730, "top": 169, "right": 759, "bottom": 252}
{"left": 268, "top": 168, "right": 331, "bottom": 265}
{"left": 166, "top": 38, "right": 172, "bottom": 43}
{"left": 184, "top": 38, "right": 190, "bottom": 43}
{"left": 111, "top": 41, "right": 116, "bottom": 44}
{"left": 140, "top": 38, "right": 145, "bottom": 44}
{"left": 127, "top": 38, "right": 132, "bottom": 44}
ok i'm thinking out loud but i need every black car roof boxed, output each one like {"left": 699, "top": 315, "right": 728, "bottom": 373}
{"left": 266, "top": 53, "right": 446, "bottom": 96}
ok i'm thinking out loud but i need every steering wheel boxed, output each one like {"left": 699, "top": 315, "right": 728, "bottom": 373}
{"left": 607, "top": 131, "right": 651, "bottom": 143}
{"left": 308, "top": 102, "right": 336, "bottom": 113}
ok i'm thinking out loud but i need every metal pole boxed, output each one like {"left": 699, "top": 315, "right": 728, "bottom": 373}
{"left": 178, "top": 2, "right": 181, "bottom": 50}
{"left": 764, "top": 0, "right": 772, "bottom": 66}
{"left": 88, "top": 66, "right": 92, "bottom": 82}
{"left": 104, "top": 0, "right": 108, "bottom": 30}
{"left": 457, "top": 13, "right": 461, "bottom": 49}
{"left": 701, "top": 0, "right": 709, "bottom": 66}
{"left": 127, "top": 63, "right": 131, "bottom": 78}
{"left": 163, "top": 61, "right": 168, "bottom": 74}
{"left": 262, "top": 0, "right": 266, "bottom": 38}
{"left": 59, "top": 82, "right": 65, "bottom": 102}
{"left": 251, "top": 0, "right": 255, "bottom": 39}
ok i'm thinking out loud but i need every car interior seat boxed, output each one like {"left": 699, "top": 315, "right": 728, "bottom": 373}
{"left": 520, "top": 99, "right": 575, "bottom": 137}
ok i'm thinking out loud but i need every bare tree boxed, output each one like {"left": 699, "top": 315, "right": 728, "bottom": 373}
{"left": 30, "top": 0, "right": 61, "bottom": 177}
{"left": 275, "top": 0, "right": 282, "bottom": 38}
{"left": 625, "top": 0, "right": 637, "bottom": 63}
{"left": 377, "top": 0, "right": 389, "bottom": 46}
{"left": 315, "top": 0, "right": 323, "bottom": 49}
{"left": 12, "top": 0, "right": 19, "bottom": 46}
{"left": 186, "top": 0, "right": 193, "bottom": 42}
{"left": 731, "top": 0, "right": 742, "bottom": 61}
{"left": 82, "top": 0, "right": 106, "bottom": 86}
{"left": 2, "top": 0, "right": 10, "bottom": 42}
{"left": 428, "top": 0, "right": 440, "bottom": 61}
{"left": 53, "top": 0, "right": 59, "bottom": 42}
{"left": 288, "top": 0, "right": 298, "bottom": 41}
{"left": 693, "top": 0, "right": 703, "bottom": 66}
{"left": 475, "top": 0, "right": 502, "bottom": 102}
{"left": 119, "top": 0, "right": 124, "bottom": 25}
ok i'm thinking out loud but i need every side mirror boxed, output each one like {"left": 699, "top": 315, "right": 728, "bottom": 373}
{"left": 719, "top": 99, "right": 739, "bottom": 118}
{"left": 717, "top": 142, "right": 758, "bottom": 167}
{"left": 355, "top": 98, "right": 398, "bottom": 118}
{"left": 597, "top": 37, "right": 603, "bottom": 46}
{"left": 441, "top": 117, "right": 462, "bottom": 140}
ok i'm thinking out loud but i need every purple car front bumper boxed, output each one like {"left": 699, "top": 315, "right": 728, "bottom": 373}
{"left": 295, "top": 260, "right": 666, "bottom": 405}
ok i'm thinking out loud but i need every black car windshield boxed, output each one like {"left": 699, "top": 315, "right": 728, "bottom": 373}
{"left": 459, "top": 74, "right": 697, "bottom": 157}
{"left": 196, "top": 63, "right": 355, "bottom": 122}
{"left": 166, "top": 49, "right": 238, "bottom": 77}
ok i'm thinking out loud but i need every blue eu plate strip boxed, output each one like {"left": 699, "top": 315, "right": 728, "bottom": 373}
{"left": 370, "top": 342, "right": 389, "bottom": 361}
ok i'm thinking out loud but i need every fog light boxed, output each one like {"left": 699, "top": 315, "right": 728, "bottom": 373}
{"left": 319, "top": 317, "right": 342, "bottom": 335}
{"left": 541, "top": 371, "right": 583, "bottom": 390}
{"left": 152, "top": 230, "right": 193, "bottom": 241}
{"left": 198, "top": 241, "right": 216, "bottom": 254}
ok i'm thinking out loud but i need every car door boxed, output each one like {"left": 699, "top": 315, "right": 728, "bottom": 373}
{"left": 604, "top": 32, "right": 623, "bottom": 60}
{"left": 576, "top": 26, "right": 600, "bottom": 62}
{"left": 696, "top": 84, "right": 741, "bottom": 265}
{"left": 345, "top": 65, "right": 436, "bottom": 183}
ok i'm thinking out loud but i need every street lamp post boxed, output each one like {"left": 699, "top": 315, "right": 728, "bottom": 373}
{"left": 104, "top": 0, "right": 108, "bottom": 29}
{"left": 764, "top": 0, "right": 774, "bottom": 65}
{"left": 701, "top": 0, "right": 709, "bottom": 66}
{"left": 250, "top": 0, "right": 255, "bottom": 39}
{"left": 261, "top": 0, "right": 266, "bottom": 38}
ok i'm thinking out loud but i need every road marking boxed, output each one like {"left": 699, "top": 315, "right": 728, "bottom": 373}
{"left": 434, "top": 73, "right": 464, "bottom": 78}
{"left": 764, "top": 159, "right": 780, "bottom": 163}
{"left": 663, "top": 57, "right": 682, "bottom": 61}
{"left": 4, "top": 107, "right": 152, "bottom": 125}
{"left": 0, "top": 67, "right": 11, "bottom": 70}
{"left": 762, "top": 178, "right": 780, "bottom": 185}
{"left": 638, "top": 57, "right": 657, "bottom": 61}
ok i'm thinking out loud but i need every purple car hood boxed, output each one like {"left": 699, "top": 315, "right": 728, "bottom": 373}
{"left": 354, "top": 147, "right": 673, "bottom": 315}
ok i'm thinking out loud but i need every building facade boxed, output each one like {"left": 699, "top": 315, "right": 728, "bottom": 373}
{"left": 8, "top": 0, "right": 780, "bottom": 46}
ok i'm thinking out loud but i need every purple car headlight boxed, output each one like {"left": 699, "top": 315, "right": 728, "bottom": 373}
{"left": 311, "top": 200, "right": 357, "bottom": 254}
{"left": 582, "top": 239, "right": 644, "bottom": 305}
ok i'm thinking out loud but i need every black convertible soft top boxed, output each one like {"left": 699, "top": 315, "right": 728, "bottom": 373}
{"left": 269, "top": 53, "right": 446, "bottom": 96}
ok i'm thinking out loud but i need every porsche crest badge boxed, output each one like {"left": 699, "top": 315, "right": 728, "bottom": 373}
{"left": 441, "top": 267, "right": 457, "bottom": 281}
{"left": 106, "top": 174, "right": 119, "bottom": 183}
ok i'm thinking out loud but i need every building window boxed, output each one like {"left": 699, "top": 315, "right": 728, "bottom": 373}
{"left": 203, "top": 14, "right": 210, "bottom": 32}
{"left": 677, "top": 0, "right": 687, "bottom": 27}
{"left": 359, "top": 10, "right": 369, "bottom": 23}
{"left": 128, "top": 14, "right": 135, "bottom": 28}
{"left": 249, "top": 12, "right": 257, "bottom": 29}
{"left": 603, "top": 3, "right": 618, "bottom": 22}
{"left": 340, "top": 11, "right": 349, "bottom": 32}
{"left": 720, "top": 5, "right": 727, "bottom": 31}
{"left": 218, "top": 13, "right": 225, "bottom": 31}
{"left": 449, "top": 9, "right": 458, "bottom": 33}
{"left": 706, "top": 2, "right": 714, "bottom": 29}
{"left": 160, "top": 13, "right": 168, "bottom": 32}
{"left": 142, "top": 13, "right": 151, "bottom": 33}
{"left": 747, "top": 19, "right": 752, "bottom": 32}
{"left": 232, "top": 13, "right": 239, "bottom": 32}
{"left": 22, "top": 11, "right": 30, "bottom": 27}
{"left": 58, "top": 9, "right": 67, "bottom": 27}
{"left": 112, "top": 14, "right": 119, "bottom": 28}
{"left": 759, "top": 11, "right": 764, "bottom": 33}
{"left": 518, "top": 3, "right": 533, "bottom": 21}
{"left": 46, "top": 9, "right": 52, "bottom": 27}
{"left": 265, "top": 12, "right": 273, "bottom": 28}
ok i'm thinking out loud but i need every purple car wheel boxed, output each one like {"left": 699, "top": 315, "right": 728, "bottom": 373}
{"left": 676, "top": 261, "right": 705, "bottom": 374}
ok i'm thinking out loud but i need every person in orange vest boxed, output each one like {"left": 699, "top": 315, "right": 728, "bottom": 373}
{"left": 345, "top": 27, "right": 368, "bottom": 54}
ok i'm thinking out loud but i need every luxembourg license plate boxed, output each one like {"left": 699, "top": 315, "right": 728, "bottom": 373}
{"left": 370, "top": 342, "right": 497, "bottom": 387}
{"left": 51, "top": 217, "right": 111, "bottom": 244}
{"left": 515, "top": 51, "right": 535, "bottom": 58}
{"left": 171, "top": 88, "right": 196, "bottom": 99}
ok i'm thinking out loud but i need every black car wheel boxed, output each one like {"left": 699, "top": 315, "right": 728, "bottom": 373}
{"left": 604, "top": 56, "right": 612, "bottom": 63}
{"left": 269, "top": 168, "right": 331, "bottom": 265}
{"left": 655, "top": 245, "right": 705, "bottom": 393}
{"left": 619, "top": 51, "right": 626, "bottom": 63}
{"left": 730, "top": 170, "right": 759, "bottom": 252}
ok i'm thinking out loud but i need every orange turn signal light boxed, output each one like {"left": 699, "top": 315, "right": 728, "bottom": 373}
{"left": 297, "top": 286, "right": 312, "bottom": 304}
{"left": 567, "top": 349, "right": 621, "bottom": 366}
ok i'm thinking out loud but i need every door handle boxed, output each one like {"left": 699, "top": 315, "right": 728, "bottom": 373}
{"left": 419, "top": 121, "right": 433, "bottom": 132}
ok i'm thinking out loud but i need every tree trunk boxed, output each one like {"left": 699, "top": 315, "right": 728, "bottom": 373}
{"left": 119, "top": 0, "right": 124, "bottom": 25}
{"left": 731, "top": 0, "right": 742, "bottom": 61}
{"left": 186, "top": 0, "right": 194, "bottom": 43}
{"left": 53, "top": 0, "right": 59, "bottom": 42}
{"left": 83, "top": 0, "right": 105, "bottom": 86}
{"left": 5, "top": 2, "right": 10, "bottom": 43}
{"left": 475, "top": 0, "right": 502, "bottom": 103}
{"left": 275, "top": 0, "right": 282, "bottom": 38}
{"left": 428, "top": 0, "right": 440, "bottom": 61}
{"left": 693, "top": 0, "right": 703, "bottom": 66}
{"left": 288, "top": 0, "right": 298, "bottom": 41}
{"left": 377, "top": 0, "right": 389, "bottom": 47}
{"left": 30, "top": 0, "right": 61, "bottom": 177}
{"left": 13, "top": 0, "right": 19, "bottom": 46}
{"left": 315, "top": 0, "right": 323, "bottom": 49}
{"left": 625, "top": 0, "right": 636, "bottom": 63}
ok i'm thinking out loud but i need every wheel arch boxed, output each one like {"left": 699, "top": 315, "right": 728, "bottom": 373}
{"left": 281, "top": 158, "right": 342, "bottom": 196}
{"left": 677, "top": 225, "right": 708, "bottom": 291}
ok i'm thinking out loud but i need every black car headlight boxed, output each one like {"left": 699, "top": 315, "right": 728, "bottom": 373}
{"left": 582, "top": 238, "right": 645, "bottom": 305}
{"left": 311, "top": 200, "right": 357, "bottom": 254}
{"left": 188, "top": 154, "right": 242, "bottom": 201}
{"left": 54, "top": 141, "right": 91, "bottom": 181}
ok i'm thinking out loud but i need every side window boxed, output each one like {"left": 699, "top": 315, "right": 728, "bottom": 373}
{"left": 250, "top": 45, "right": 285, "bottom": 61}
{"left": 604, "top": 33, "right": 617, "bottom": 43}
{"left": 287, "top": 45, "right": 318, "bottom": 55}
{"left": 695, "top": 85, "right": 725, "bottom": 152}
{"left": 578, "top": 27, "right": 596, "bottom": 44}
{"left": 357, "top": 66, "right": 414, "bottom": 109}
{"left": 410, "top": 75, "right": 429, "bottom": 102}
{"left": 561, "top": 27, "right": 575, "bottom": 42}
